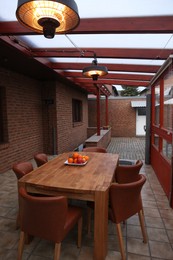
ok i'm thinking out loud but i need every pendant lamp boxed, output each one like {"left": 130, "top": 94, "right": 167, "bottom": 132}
{"left": 83, "top": 54, "right": 108, "bottom": 81}
{"left": 16, "top": 0, "right": 80, "bottom": 39}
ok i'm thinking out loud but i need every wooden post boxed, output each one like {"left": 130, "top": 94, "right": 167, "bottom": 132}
{"left": 97, "top": 87, "right": 100, "bottom": 136}
{"left": 105, "top": 96, "right": 108, "bottom": 126}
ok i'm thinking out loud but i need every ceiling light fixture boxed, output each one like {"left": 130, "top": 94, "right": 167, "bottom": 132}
{"left": 82, "top": 53, "right": 108, "bottom": 81}
{"left": 16, "top": 0, "right": 80, "bottom": 39}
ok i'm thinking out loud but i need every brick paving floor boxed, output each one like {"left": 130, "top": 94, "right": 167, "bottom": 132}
{"left": 1, "top": 137, "right": 173, "bottom": 259}
{"left": 107, "top": 137, "right": 145, "bottom": 161}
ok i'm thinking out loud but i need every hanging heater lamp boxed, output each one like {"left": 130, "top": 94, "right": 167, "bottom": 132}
{"left": 83, "top": 54, "right": 108, "bottom": 81}
{"left": 16, "top": 0, "right": 80, "bottom": 39}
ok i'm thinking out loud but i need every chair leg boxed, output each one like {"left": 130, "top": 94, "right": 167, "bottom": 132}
{"left": 87, "top": 207, "right": 92, "bottom": 235}
{"left": 116, "top": 223, "right": 126, "bottom": 260}
{"left": 16, "top": 211, "right": 20, "bottom": 229}
{"left": 138, "top": 210, "right": 147, "bottom": 243}
{"left": 24, "top": 233, "right": 33, "bottom": 244}
{"left": 54, "top": 243, "right": 61, "bottom": 260}
{"left": 17, "top": 231, "right": 25, "bottom": 260}
{"left": 77, "top": 216, "right": 83, "bottom": 248}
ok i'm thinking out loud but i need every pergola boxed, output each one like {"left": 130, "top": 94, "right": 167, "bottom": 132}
{"left": 0, "top": 0, "right": 173, "bottom": 208}
{"left": 1, "top": 1, "right": 173, "bottom": 94}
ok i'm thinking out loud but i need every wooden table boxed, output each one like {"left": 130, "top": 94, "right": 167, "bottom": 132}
{"left": 18, "top": 152, "right": 119, "bottom": 260}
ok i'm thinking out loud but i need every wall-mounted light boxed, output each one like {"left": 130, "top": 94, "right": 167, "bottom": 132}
{"left": 16, "top": 0, "right": 80, "bottom": 39}
{"left": 82, "top": 53, "right": 108, "bottom": 81}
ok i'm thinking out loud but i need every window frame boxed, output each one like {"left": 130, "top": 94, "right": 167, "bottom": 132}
{"left": 72, "top": 98, "right": 83, "bottom": 126}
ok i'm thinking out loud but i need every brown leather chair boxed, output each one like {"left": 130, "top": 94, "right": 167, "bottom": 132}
{"left": 18, "top": 187, "right": 83, "bottom": 260}
{"left": 12, "top": 161, "right": 33, "bottom": 180}
{"left": 34, "top": 153, "right": 48, "bottom": 167}
{"left": 115, "top": 159, "right": 143, "bottom": 184}
{"left": 82, "top": 146, "right": 107, "bottom": 153}
{"left": 109, "top": 174, "right": 147, "bottom": 260}
{"left": 87, "top": 159, "right": 143, "bottom": 234}
{"left": 12, "top": 161, "right": 34, "bottom": 229}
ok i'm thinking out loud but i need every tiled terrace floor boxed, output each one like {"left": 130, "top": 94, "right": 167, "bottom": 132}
{"left": 1, "top": 137, "right": 173, "bottom": 259}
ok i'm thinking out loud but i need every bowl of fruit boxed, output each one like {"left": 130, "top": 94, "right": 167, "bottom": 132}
{"left": 64, "top": 152, "right": 89, "bottom": 166}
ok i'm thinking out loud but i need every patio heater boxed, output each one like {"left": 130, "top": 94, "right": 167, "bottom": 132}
{"left": 16, "top": 0, "right": 80, "bottom": 39}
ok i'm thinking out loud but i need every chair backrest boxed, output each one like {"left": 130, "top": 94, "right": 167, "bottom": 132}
{"left": 115, "top": 159, "right": 143, "bottom": 183}
{"left": 34, "top": 153, "right": 48, "bottom": 167}
{"left": 82, "top": 147, "right": 107, "bottom": 153}
{"left": 12, "top": 161, "right": 33, "bottom": 179}
{"left": 19, "top": 187, "right": 68, "bottom": 243}
{"left": 109, "top": 174, "right": 146, "bottom": 224}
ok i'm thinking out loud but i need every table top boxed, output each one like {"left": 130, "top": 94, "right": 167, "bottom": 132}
{"left": 19, "top": 152, "right": 119, "bottom": 199}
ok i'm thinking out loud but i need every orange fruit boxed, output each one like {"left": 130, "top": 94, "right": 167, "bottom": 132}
{"left": 73, "top": 158, "right": 78, "bottom": 163}
{"left": 84, "top": 155, "right": 89, "bottom": 161}
{"left": 73, "top": 152, "right": 79, "bottom": 159}
{"left": 68, "top": 157, "right": 73, "bottom": 163}
{"left": 82, "top": 158, "right": 86, "bottom": 163}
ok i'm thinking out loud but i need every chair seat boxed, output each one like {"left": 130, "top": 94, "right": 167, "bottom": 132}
{"left": 18, "top": 187, "right": 83, "bottom": 260}
{"left": 109, "top": 174, "right": 147, "bottom": 260}
{"left": 63, "top": 206, "right": 83, "bottom": 238}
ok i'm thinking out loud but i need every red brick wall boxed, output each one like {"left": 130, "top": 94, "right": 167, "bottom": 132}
{"left": 88, "top": 97, "right": 144, "bottom": 137}
{"left": 56, "top": 82, "right": 88, "bottom": 153}
{"left": 0, "top": 67, "right": 88, "bottom": 173}
{"left": 41, "top": 81, "right": 88, "bottom": 154}
{"left": 42, "top": 81, "right": 57, "bottom": 154}
{"left": 109, "top": 98, "right": 136, "bottom": 137}
{"left": 0, "top": 68, "right": 43, "bottom": 173}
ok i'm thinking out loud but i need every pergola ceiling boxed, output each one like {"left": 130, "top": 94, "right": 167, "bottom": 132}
{"left": 0, "top": 0, "right": 173, "bottom": 96}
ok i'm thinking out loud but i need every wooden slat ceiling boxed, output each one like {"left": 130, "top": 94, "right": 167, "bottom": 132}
{"left": 0, "top": 16, "right": 173, "bottom": 96}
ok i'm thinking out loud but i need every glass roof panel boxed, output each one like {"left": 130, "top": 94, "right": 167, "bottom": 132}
{"left": 48, "top": 57, "right": 164, "bottom": 66}
{"left": 1, "top": 0, "right": 173, "bottom": 53}
{"left": 17, "top": 33, "right": 173, "bottom": 49}
{"left": 76, "top": 0, "right": 173, "bottom": 18}
{"left": 0, "top": 0, "right": 173, "bottom": 90}
{"left": 1, "top": 0, "right": 173, "bottom": 21}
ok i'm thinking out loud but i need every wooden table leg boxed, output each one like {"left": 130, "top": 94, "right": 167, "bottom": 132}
{"left": 94, "top": 188, "right": 109, "bottom": 260}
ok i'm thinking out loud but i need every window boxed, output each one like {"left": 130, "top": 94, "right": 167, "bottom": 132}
{"left": 163, "top": 71, "right": 173, "bottom": 131}
{"left": 162, "top": 139, "right": 172, "bottom": 162}
{"left": 72, "top": 99, "right": 82, "bottom": 124}
{"left": 0, "top": 86, "right": 8, "bottom": 144}
{"left": 138, "top": 107, "right": 146, "bottom": 116}
{"left": 154, "top": 84, "right": 160, "bottom": 126}
{"left": 153, "top": 134, "right": 159, "bottom": 150}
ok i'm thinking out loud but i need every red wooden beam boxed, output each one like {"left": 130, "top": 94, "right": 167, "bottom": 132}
{"left": 31, "top": 47, "right": 172, "bottom": 60}
{"left": 61, "top": 71, "right": 153, "bottom": 81}
{"left": 72, "top": 78, "right": 149, "bottom": 87}
{"left": 52, "top": 62, "right": 161, "bottom": 73}
{"left": 1, "top": 16, "right": 173, "bottom": 35}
